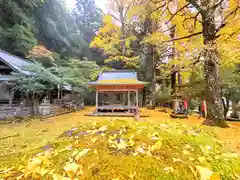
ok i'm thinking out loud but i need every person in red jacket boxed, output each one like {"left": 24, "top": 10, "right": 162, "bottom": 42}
{"left": 183, "top": 99, "right": 188, "bottom": 115}
{"left": 201, "top": 100, "right": 206, "bottom": 118}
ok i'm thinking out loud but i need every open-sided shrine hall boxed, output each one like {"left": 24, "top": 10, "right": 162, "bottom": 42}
{"left": 86, "top": 70, "right": 147, "bottom": 117}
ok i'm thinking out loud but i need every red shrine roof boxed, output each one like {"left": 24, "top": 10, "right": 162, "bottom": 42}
{"left": 88, "top": 70, "right": 147, "bottom": 87}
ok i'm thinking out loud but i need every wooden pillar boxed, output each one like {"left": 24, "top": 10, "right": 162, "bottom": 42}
{"left": 96, "top": 91, "right": 99, "bottom": 110}
{"left": 9, "top": 88, "right": 14, "bottom": 107}
{"left": 136, "top": 89, "right": 139, "bottom": 108}
{"left": 57, "top": 85, "right": 60, "bottom": 100}
{"left": 128, "top": 90, "right": 130, "bottom": 106}
{"left": 135, "top": 89, "right": 140, "bottom": 120}
{"left": 128, "top": 90, "right": 130, "bottom": 113}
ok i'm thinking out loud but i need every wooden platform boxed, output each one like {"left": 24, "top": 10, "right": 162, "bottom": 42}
{"left": 227, "top": 117, "right": 240, "bottom": 121}
{"left": 170, "top": 113, "right": 188, "bottom": 119}
{"left": 84, "top": 112, "right": 149, "bottom": 117}
{"left": 97, "top": 105, "right": 137, "bottom": 110}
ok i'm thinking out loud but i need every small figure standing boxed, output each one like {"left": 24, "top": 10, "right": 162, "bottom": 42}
{"left": 183, "top": 99, "right": 188, "bottom": 115}
{"left": 201, "top": 100, "right": 207, "bottom": 118}
{"left": 198, "top": 105, "right": 202, "bottom": 118}
{"left": 134, "top": 108, "right": 139, "bottom": 121}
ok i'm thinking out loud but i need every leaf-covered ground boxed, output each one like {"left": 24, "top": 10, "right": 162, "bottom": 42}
{"left": 0, "top": 108, "right": 240, "bottom": 179}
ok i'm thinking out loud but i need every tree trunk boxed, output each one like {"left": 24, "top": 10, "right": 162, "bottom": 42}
{"left": 152, "top": 46, "right": 157, "bottom": 107}
{"left": 118, "top": 6, "right": 126, "bottom": 56}
{"left": 231, "top": 101, "right": 238, "bottom": 118}
{"left": 222, "top": 97, "right": 230, "bottom": 119}
{"left": 170, "top": 26, "right": 176, "bottom": 95}
{"left": 202, "top": 15, "right": 226, "bottom": 127}
{"left": 171, "top": 72, "right": 177, "bottom": 94}
{"left": 145, "top": 44, "right": 156, "bottom": 108}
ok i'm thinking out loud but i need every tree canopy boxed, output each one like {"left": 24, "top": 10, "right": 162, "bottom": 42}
{"left": 0, "top": 0, "right": 104, "bottom": 61}
{"left": 91, "top": 0, "right": 240, "bottom": 125}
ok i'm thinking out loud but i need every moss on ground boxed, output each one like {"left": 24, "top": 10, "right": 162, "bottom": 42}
{"left": 1, "top": 119, "right": 239, "bottom": 180}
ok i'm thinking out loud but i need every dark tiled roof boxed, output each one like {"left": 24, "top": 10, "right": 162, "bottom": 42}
{"left": 0, "top": 50, "right": 31, "bottom": 75}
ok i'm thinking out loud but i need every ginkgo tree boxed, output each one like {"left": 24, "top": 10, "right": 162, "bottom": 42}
{"left": 143, "top": 0, "right": 239, "bottom": 125}
{"left": 161, "top": 0, "right": 240, "bottom": 125}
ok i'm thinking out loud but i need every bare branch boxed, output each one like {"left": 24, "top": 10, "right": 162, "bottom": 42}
{"left": 224, "top": 6, "right": 240, "bottom": 22}
{"left": 146, "top": 2, "right": 167, "bottom": 17}
{"left": 226, "top": 28, "right": 240, "bottom": 38}
{"left": 212, "top": 0, "right": 225, "bottom": 10}
{"left": 164, "top": 31, "right": 202, "bottom": 43}
{"left": 182, "top": 12, "right": 201, "bottom": 30}
{"left": 162, "top": 25, "right": 176, "bottom": 33}
{"left": 165, "top": 3, "right": 191, "bottom": 25}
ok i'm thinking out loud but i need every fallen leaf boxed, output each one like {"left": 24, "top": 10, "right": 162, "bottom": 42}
{"left": 39, "top": 168, "right": 49, "bottom": 176}
{"left": 206, "top": 145, "right": 212, "bottom": 150}
{"left": 189, "top": 157, "right": 195, "bottom": 161}
{"left": 53, "top": 173, "right": 71, "bottom": 180}
{"left": 183, "top": 150, "right": 190, "bottom": 155}
{"left": 16, "top": 174, "right": 24, "bottom": 180}
{"left": 196, "top": 166, "right": 213, "bottom": 180}
{"left": 198, "top": 156, "right": 206, "bottom": 163}
{"left": 75, "top": 149, "right": 90, "bottom": 161}
{"left": 98, "top": 125, "right": 108, "bottom": 132}
{"left": 71, "top": 128, "right": 78, "bottom": 131}
{"left": 160, "top": 124, "right": 168, "bottom": 128}
{"left": 146, "top": 150, "right": 152, "bottom": 156}
{"left": 91, "top": 137, "right": 98, "bottom": 143}
{"left": 188, "top": 131, "right": 199, "bottom": 136}
{"left": 173, "top": 158, "right": 183, "bottom": 163}
{"left": 148, "top": 132, "right": 158, "bottom": 138}
{"left": 210, "top": 173, "right": 221, "bottom": 180}
{"left": 149, "top": 140, "right": 162, "bottom": 151}
{"left": 64, "top": 162, "right": 81, "bottom": 178}
{"left": 135, "top": 146, "right": 145, "bottom": 154}
{"left": 150, "top": 136, "right": 159, "bottom": 140}
{"left": 222, "top": 152, "right": 239, "bottom": 158}
{"left": 65, "top": 145, "right": 72, "bottom": 151}
{"left": 213, "top": 155, "right": 221, "bottom": 160}
{"left": 88, "top": 163, "right": 95, "bottom": 170}
{"left": 72, "top": 150, "right": 79, "bottom": 157}
{"left": 1, "top": 167, "right": 15, "bottom": 174}
{"left": 129, "top": 171, "right": 136, "bottom": 179}
{"left": 189, "top": 165, "right": 198, "bottom": 178}
{"left": 163, "top": 166, "right": 174, "bottom": 172}
{"left": 132, "top": 152, "right": 138, "bottom": 156}
{"left": 27, "top": 157, "right": 42, "bottom": 173}
{"left": 74, "top": 140, "right": 80, "bottom": 146}
{"left": 115, "top": 139, "right": 127, "bottom": 149}
{"left": 128, "top": 139, "right": 135, "bottom": 147}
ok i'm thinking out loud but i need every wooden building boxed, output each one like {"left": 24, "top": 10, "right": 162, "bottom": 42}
{"left": 0, "top": 50, "right": 71, "bottom": 107}
{"left": 88, "top": 70, "right": 147, "bottom": 116}
{"left": 0, "top": 50, "right": 31, "bottom": 106}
